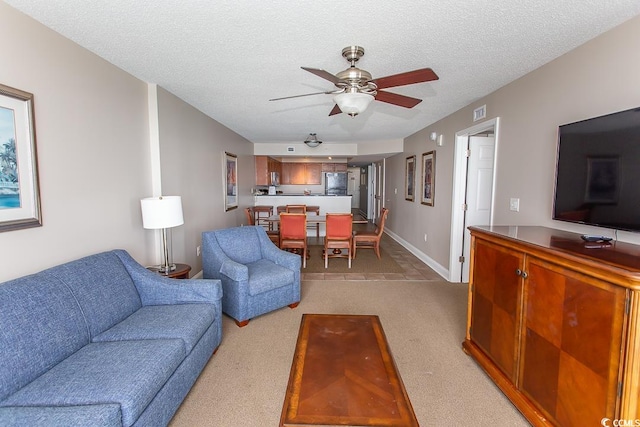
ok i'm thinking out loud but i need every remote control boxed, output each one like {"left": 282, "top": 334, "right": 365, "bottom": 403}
{"left": 580, "top": 234, "right": 613, "bottom": 242}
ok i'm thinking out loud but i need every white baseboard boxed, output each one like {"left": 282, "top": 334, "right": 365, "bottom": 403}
{"left": 384, "top": 229, "right": 450, "bottom": 281}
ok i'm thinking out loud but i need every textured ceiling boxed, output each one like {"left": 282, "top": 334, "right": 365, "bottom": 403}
{"left": 5, "top": 0, "right": 640, "bottom": 146}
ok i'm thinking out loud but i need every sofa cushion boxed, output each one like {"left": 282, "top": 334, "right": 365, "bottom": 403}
{"left": 0, "top": 404, "right": 122, "bottom": 427}
{"left": 0, "top": 274, "right": 89, "bottom": 402}
{"left": 45, "top": 251, "right": 142, "bottom": 338}
{"left": 247, "top": 258, "right": 295, "bottom": 296}
{"left": 93, "top": 304, "right": 216, "bottom": 354}
{"left": 1, "top": 339, "right": 185, "bottom": 427}
{"left": 212, "top": 226, "right": 263, "bottom": 264}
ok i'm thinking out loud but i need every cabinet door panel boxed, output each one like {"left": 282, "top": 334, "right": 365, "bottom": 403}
{"left": 470, "top": 239, "right": 523, "bottom": 381}
{"left": 520, "top": 258, "right": 626, "bottom": 426}
{"left": 290, "top": 164, "right": 306, "bottom": 184}
{"left": 255, "top": 156, "right": 269, "bottom": 185}
{"left": 306, "top": 164, "right": 322, "bottom": 185}
{"left": 281, "top": 163, "right": 292, "bottom": 185}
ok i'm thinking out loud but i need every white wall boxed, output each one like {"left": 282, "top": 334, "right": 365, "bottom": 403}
{"left": 0, "top": 3, "right": 152, "bottom": 282}
{"left": 385, "top": 14, "right": 640, "bottom": 273}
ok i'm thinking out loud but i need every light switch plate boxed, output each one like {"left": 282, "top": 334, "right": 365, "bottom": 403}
{"left": 510, "top": 198, "right": 520, "bottom": 212}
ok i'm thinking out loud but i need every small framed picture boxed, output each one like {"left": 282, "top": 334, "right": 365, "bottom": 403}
{"left": 421, "top": 151, "right": 435, "bottom": 206}
{"left": 0, "top": 84, "right": 42, "bottom": 232}
{"left": 405, "top": 155, "right": 416, "bottom": 201}
{"left": 224, "top": 151, "right": 238, "bottom": 211}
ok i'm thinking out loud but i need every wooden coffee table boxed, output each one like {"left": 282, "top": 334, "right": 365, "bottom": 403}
{"left": 280, "top": 314, "right": 418, "bottom": 426}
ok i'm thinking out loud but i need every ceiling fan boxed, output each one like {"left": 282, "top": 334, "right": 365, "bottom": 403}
{"left": 269, "top": 46, "right": 439, "bottom": 117}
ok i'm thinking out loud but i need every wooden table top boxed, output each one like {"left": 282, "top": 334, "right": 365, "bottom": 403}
{"left": 280, "top": 314, "right": 418, "bottom": 427}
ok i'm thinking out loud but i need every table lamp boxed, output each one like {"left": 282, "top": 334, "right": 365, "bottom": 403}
{"left": 140, "top": 195, "right": 184, "bottom": 274}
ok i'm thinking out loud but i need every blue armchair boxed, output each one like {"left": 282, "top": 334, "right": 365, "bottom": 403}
{"left": 202, "top": 226, "right": 301, "bottom": 327}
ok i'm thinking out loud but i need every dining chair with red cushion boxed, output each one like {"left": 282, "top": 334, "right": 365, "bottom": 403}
{"left": 324, "top": 213, "right": 353, "bottom": 268}
{"left": 279, "top": 213, "right": 308, "bottom": 268}
{"left": 285, "top": 204, "right": 307, "bottom": 213}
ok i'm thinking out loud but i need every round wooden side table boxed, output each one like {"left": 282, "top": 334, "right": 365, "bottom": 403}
{"left": 148, "top": 263, "right": 191, "bottom": 279}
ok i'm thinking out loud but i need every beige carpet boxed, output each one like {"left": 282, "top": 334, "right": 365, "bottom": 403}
{"left": 169, "top": 280, "right": 529, "bottom": 427}
{"left": 302, "top": 245, "right": 404, "bottom": 273}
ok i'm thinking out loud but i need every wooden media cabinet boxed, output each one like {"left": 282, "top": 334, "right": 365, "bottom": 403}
{"left": 464, "top": 226, "right": 640, "bottom": 426}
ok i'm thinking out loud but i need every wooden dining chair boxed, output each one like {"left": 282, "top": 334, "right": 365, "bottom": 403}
{"left": 245, "top": 207, "right": 280, "bottom": 246}
{"left": 324, "top": 213, "right": 353, "bottom": 268}
{"left": 353, "top": 207, "right": 388, "bottom": 259}
{"left": 286, "top": 204, "right": 307, "bottom": 213}
{"left": 279, "top": 213, "right": 308, "bottom": 268}
{"left": 253, "top": 205, "right": 274, "bottom": 230}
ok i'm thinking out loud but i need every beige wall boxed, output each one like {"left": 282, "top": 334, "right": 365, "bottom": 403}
{"left": 386, "top": 15, "right": 640, "bottom": 273}
{"left": 156, "top": 87, "right": 254, "bottom": 273}
{"left": 0, "top": 4, "right": 254, "bottom": 282}
{"left": 2, "top": 1, "right": 639, "bottom": 283}
{"left": 0, "top": 3, "right": 152, "bottom": 282}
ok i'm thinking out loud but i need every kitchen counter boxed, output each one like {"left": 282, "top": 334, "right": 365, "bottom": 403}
{"left": 255, "top": 194, "right": 342, "bottom": 197}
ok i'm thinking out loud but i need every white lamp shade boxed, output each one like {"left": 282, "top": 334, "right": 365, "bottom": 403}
{"left": 140, "top": 196, "right": 184, "bottom": 229}
{"left": 333, "top": 92, "right": 374, "bottom": 116}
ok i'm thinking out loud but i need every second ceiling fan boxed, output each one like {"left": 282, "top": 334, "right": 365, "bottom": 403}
{"left": 270, "top": 46, "right": 439, "bottom": 117}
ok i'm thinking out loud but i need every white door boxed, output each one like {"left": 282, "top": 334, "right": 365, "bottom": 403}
{"left": 461, "top": 135, "right": 495, "bottom": 281}
{"left": 348, "top": 167, "right": 360, "bottom": 209}
{"left": 373, "top": 161, "right": 384, "bottom": 220}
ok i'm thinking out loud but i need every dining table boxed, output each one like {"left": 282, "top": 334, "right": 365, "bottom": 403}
{"left": 266, "top": 213, "right": 327, "bottom": 224}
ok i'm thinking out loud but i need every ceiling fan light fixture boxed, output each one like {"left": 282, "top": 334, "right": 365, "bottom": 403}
{"left": 304, "top": 133, "right": 322, "bottom": 148}
{"left": 333, "top": 92, "right": 374, "bottom": 117}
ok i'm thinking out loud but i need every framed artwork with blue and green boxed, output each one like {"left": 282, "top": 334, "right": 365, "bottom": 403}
{"left": 0, "top": 84, "right": 41, "bottom": 232}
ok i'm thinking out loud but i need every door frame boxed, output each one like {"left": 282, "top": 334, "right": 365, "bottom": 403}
{"left": 449, "top": 117, "right": 500, "bottom": 282}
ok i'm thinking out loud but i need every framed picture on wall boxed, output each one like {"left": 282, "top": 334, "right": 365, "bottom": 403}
{"left": 405, "top": 155, "right": 416, "bottom": 201}
{"left": 224, "top": 151, "right": 238, "bottom": 211}
{"left": 421, "top": 150, "right": 436, "bottom": 206}
{"left": 0, "top": 84, "right": 42, "bottom": 232}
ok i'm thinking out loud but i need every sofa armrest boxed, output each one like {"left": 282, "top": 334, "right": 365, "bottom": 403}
{"left": 135, "top": 276, "right": 222, "bottom": 306}
{"left": 219, "top": 259, "right": 249, "bottom": 282}
{"left": 258, "top": 231, "right": 302, "bottom": 271}
{"left": 267, "top": 246, "right": 301, "bottom": 271}
{"left": 113, "top": 249, "right": 222, "bottom": 306}
{"left": 0, "top": 404, "right": 122, "bottom": 427}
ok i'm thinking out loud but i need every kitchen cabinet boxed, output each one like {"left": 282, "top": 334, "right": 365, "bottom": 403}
{"left": 465, "top": 226, "right": 636, "bottom": 426}
{"left": 255, "top": 156, "right": 282, "bottom": 185}
{"left": 255, "top": 156, "right": 269, "bottom": 185}
{"left": 281, "top": 163, "right": 322, "bottom": 185}
{"left": 321, "top": 163, "right": 348, "bottom": 172}
{"left": 306, "top": 163, "right": 322, "bottom": 184}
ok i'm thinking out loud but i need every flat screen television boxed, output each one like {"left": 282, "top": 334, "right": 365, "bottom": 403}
{"left": 553, "top": 106, "right": 640, "bottom": 232}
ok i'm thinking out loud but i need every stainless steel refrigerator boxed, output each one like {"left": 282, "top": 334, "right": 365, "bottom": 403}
{"left": 325, "top": 172, "right": 348, "bottom": 196}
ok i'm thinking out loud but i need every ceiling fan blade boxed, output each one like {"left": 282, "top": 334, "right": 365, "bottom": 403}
{"left": 372, "top": 68, "right": 439, "bottom": 90}
{"left": 375, "top": 90, "right": 423, "bottom": 108}
{"left": 301, "top": 67, "right": 341, "bottom": 84}
{"left": 269, "top": 91, "right": 333, "bottom": 101}
{"left": 329, "top": 104, "right": 342, "bottom": 116}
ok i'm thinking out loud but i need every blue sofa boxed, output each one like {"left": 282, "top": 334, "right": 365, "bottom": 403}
{"left": 0, "top": 250, "right": 223, "bottom": 427}
{"left": 202, "top": 226, "right": 301, "bottom": 327}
